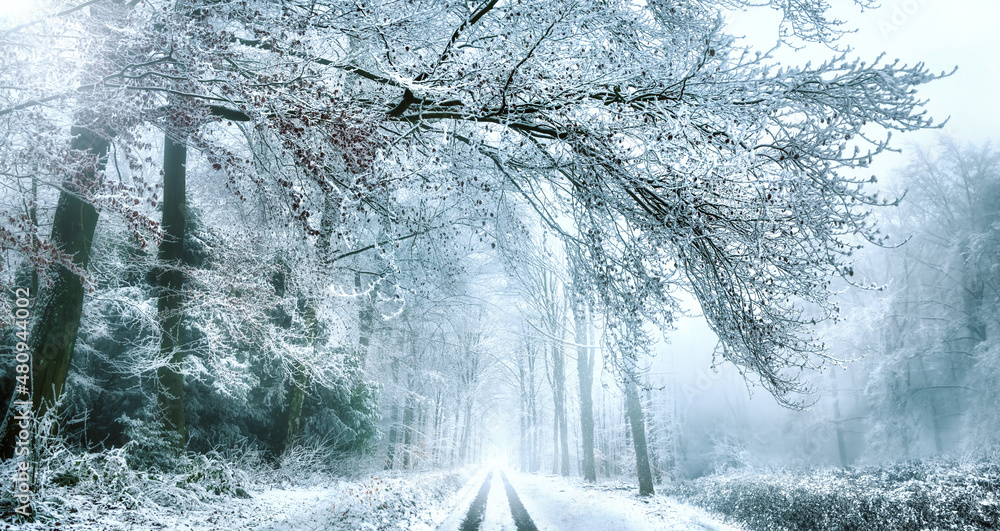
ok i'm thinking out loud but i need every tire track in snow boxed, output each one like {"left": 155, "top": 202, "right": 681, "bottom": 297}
{"left": 500, "top": 471, "right": 538, "bottom": 531}
{"left": 459, "top": 470, "right": 493, "bottom": 531}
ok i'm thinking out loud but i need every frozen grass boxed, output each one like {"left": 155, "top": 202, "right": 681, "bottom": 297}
{"left": 260, "top": 469, "right": 473, "bottom": 530}
{"left": 0, "top": 445, "right": 258, "bottom": 529}
{"left": 662, "top": 459, "right": 1000, "bottom": 531}
{"left": 0, "top": 443, "right": 472, "bottom": 530}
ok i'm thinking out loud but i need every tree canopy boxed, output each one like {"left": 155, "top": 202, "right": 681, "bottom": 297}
{"left": 0, "top": 0, "right": 947, "bottom": 413}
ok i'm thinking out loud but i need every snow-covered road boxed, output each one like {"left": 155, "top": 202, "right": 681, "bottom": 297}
{"left": 439, "top": 469, "right": 741, "bottom": 531}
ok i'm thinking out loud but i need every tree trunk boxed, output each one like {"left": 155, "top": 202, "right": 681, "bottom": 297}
{"left": 901, "top": 359, "right": 913, "bottom": 458}
{"left": 625, "top": 378, "right": 654, "bottom": 496}
{"left": 830, "top": 368, "right": 848, "bottom": 468}
{"left": 459, "top": 398, "right": 472, "bottom": 464}
{"left": 283, "top": 300, "right": 323, "bottom": 454}
{"left": 156, "top": 134, "right": 188, "bottom": 445}
{"left": 518, "top": 353, "right": 529, "bottom": 471}
{"left": 643, "top": 385, "right": 662, "bottom": 484}
{"left": 554, "top": 342, "right": 570, "bottom": 476}
{"left": 1, "top": 127, "right": 110, "bottom": 457}
{"left": 573, "top": 297, "right": 597, "bottom": 482}
{"left": 356, "top": 270, "right": 373, "bottom": 359}
{"left": 34, "top": 126, "right": 110, "bottom": 411}
{"left": 552, "top": 405, "right": 559, "bottom": 474}
{"left": 527, "top": 345, "right": 539, "bottom": 473}
{"left": 450, "top": 404, "right": 461, "bottom": 466}
{"left": 432, "top": 389, "right": 442, "bottom": 465}
{"left": 915, "top": 355, "right": 945, "bottom": 454}
{"left": 29, "top": 174, "right": 38, "bottom": 296}
{"left": 384, "top": 357, "right": 401, "bottom": 469}
{"left": 517, "top": 396, "right": 531, "bottom": 472}
{"left": 666, "top": 378, "right": 680, "bottom": 480}
{"left": 283, "top": 364, "right": 308, "bottom": 453}
{"left": 402, "top": 392, "right": 415, "bottom": 468}
{"left": 384, "top": 400, "right": 399, "bottom": 470}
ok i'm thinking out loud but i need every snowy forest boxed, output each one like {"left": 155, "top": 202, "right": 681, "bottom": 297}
{"left": 0, "top": 0, "right": 998, "bottom": 529}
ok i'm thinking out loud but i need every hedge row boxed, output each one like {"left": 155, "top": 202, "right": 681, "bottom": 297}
{"left": 663, "top": 460, "right": 1000, "bottom": 530}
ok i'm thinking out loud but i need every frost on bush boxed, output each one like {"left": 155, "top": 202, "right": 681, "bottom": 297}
{"left": 117, "top": 413, "right": 183, "bottom": 470}
{"left": 320, "top": 471, "right": 469, "bottom": 530}
{"left": 663, "top": 459, "right": 1000, "bottom": 531}
{"left": 54, "top": 448, "right": 144, "bottom": 508}
{"left": 1, "top": 442, "right": 264, "bottom": 527}
{"left": 275, "top": 440, "right": 333, "bottom": 483}
{"left": 177, "top": 453, "right": 252, "bottom": 498}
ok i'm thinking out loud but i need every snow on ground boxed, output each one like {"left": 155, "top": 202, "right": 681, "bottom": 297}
{"left": 504, "top": 469, "right": 743, "bottom": 531}
{"left": 6, "top": 485, "right": 319, "bottom": 531}
{"left": 8, "top": 467, "right": 739, "bottom": 530}
{"left": 7, "top": 469, "right": 473, "bottom": 530}
{"left": 248, "top": 469, "right": 473, "bottom": 531}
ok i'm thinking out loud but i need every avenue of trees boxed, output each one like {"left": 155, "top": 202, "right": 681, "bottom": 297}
{"left": 0, "top": 0, "right": 955, "bottom": 505}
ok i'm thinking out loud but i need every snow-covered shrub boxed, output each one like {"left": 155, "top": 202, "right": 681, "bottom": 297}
{"left": 271, "top": 437, "right": 335, "bottom": 485}
{"left": 321, "top": 470, "right": 470, "bottom": 530}
{"left": 117, "top": 413, "right": 184, "bottom": 470}
{"left": 3, "top": 443, "right": 268, "bottom": 527}
{"left": 178, "top": 453, "right": 252, "bottom": 498}
{"left": 663, "top": 459, "right": 1000, "bottom": 530}
{"left": 269, "top": 434, "right": 386, "bottom": 486}
{"left": 68, "top": 449, "right": 134, "bottom": 492}
{"left": 34, "top": 446, "right": 148, "bottom": 513}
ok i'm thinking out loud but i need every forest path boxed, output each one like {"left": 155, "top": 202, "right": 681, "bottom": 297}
{"left": 441, "top": 469, "right": 741, "bottom": 531}
{"left": 459, "top": 470, "right": 495, "bottom": 530}
{"left": 439, "top": 469, "right": 536, "bottom": 531}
